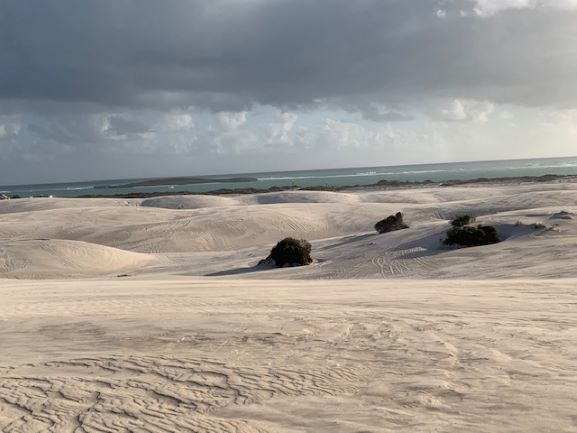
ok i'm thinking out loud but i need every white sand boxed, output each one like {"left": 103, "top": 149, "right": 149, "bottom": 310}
{"left": 1, "top": 182, "right": 576, "bottom": 279}
{"left": 1, "top": 181, "right": 577, "bottom": 431}
{"left": 1, "top": 278, "right": 577, "bottom": 432}
{"left": 0, "top": 239, "right": 160, "bottom": 279}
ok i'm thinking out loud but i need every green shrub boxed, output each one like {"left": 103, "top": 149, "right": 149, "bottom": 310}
{"left": 444, "top": 225, "right": 500, "bottom": 247}
{"left": 375, "top": 212, "right": 409, "bottom": 234}
{"left": 261, "top": 238, "right": 313, "bottom": 267}
{"left": 450, "top": 214, "right": 476, "bottom": 227}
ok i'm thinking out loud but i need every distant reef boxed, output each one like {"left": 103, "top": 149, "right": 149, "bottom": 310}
{"left": 94, "top": 176, "right": 258, "bottom": 189}
{"left": 82, "top": 186, "right": 293, "bottom": 198}
{"left": 71, "top": 174, "right": 577, "bottom": 199}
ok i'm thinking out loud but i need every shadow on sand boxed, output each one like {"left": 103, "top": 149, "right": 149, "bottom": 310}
{"left": 318, "top": 232, "right": 378, "bottom": 250}
{"left": 206, "top": 263, "right": 276, "bottom": 277}
{"left": 206, "top": 260, "right": 324, "bottom": 277}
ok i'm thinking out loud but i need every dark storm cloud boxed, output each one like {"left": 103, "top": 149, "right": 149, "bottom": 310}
{"left": 1, "top": 0, "right": 576, "bottom": 113}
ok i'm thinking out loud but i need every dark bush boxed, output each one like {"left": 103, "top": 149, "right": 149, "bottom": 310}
{"left": 261, "top": 237, "right": 313, "bottom": 267}
{"left": 450, "top": 214, "right": 476, "bottom": 227}
{"left": 444, "top": 224, "right": 500, "bottom": 247}
{"left": 375, "top": 212, "right": 409, "bottom": 234}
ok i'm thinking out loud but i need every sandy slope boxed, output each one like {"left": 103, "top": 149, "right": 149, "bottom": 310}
{"left": 1, "top": 278, "right": 576, "bottom": 432}
{"left": 0, "top": 239, "right": 159, "bottom": 279}
{"left": 1, "top": 182, "right": 576, "bottom": 279}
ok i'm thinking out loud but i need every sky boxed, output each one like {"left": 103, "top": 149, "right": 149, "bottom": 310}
{"left": 0, "top": 0, "right": 577, "bottom": 184}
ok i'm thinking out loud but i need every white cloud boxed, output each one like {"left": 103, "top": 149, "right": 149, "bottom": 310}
{"left": 435, "top": 99, "right": 495, "bottom": 122}
{"left": 268, "top": 112, "right": 298, "bottom": 146}
{"left": 439, "top": 100, "right": 468, "bottom": 121}
{"left": 473, "top": 0, "right": 531, "bottom": 16}
{"left": 166, "top": 113, "right": 195, "bottom": 131}
{"left": 217, "top": 111, "right": 247, "bottom": 131}
{"left": 0, "top": 122, "right": 21, "bottom": 139}
{"left": 472, "top": 0, "right": 577, "bottom": 16}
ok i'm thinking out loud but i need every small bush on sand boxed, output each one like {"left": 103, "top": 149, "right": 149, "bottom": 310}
{"left": 375, "top": 212, "right": 409, "bottom": 234}
{"left": 450, "top": 214, "right": 476, "bottom": 228}
{"left": 260, "top": 238, "right": 313, "bottom": 267}
{"left": 444, "top": 225, "right": 500, "bottom": 247}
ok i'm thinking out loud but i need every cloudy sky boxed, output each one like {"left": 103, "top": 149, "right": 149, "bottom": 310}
{"left": 1, "top": 0, "right": 576, "bottom": 184}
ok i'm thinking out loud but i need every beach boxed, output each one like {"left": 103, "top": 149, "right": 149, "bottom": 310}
{"left": 1, "top": 180, "right": 577, "bottom": 432}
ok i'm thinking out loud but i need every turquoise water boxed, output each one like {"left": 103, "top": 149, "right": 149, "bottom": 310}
{"left": 2, "top": 156, "right": 577, "bottom": 198}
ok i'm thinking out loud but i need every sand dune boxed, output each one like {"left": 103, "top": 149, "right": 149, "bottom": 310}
{"left": 1, "top": 182, "right": 577, "bottom": 279}
{"left": 141, "top": 190, "right": 361, "bottom": 209}
{"left": 142, "top": 195, "right": 240, "bottom": 209}
{"left": 1, "top": 278, "right": 576, "bottom": 432}
{"left": 0, "top": 239, "right": 159, "bottom": 278}
{"left": 0, "top": 197, "right": 136, "bottom": 214}
{"left": 0, "top": 198, "right": 396, "bottom": 254}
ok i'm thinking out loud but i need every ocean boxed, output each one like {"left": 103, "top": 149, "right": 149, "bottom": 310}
{"left": 2, "top": 156, "right": 577, "bottom": 198}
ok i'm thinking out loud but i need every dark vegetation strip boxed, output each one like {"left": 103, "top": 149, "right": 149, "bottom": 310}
{"left": 10, "top": 174, "right": 576, "bottom": 199}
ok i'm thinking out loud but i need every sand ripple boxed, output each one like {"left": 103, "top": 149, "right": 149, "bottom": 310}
{"left": 0, "top": 355, "right": 361, "bottom": 433}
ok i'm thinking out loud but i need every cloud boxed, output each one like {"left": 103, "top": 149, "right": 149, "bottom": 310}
{"left": 1, "top": 0, "right": 576, "bottom": 115}
{"left": 164, "top": 113, "right": 195, "bottom": 131}
{"left": 217, "top": 112, "right": 248, "bottom": 131}
{"left": 435, "top": 99, "right": 495, "bottom": 122}
{"left": 104, "top": 116, "right": 151, "bottom": 137}
{"left": 0, "top": 0, "right": 576, "bottom": 184}
{"left": 471, "top": 0, "right": 577, "bottom": 16}
{"left": 0, "top": 121, "right": 20, "bottom": 139}
{"left": 268, "top": 112, "right": 298, "bottom": 146}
